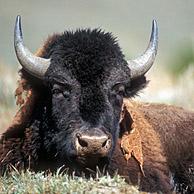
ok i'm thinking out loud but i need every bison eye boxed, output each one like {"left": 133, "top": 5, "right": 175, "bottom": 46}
{"left": 52, "top": 88, "right": 62, "bottom": 95}
{"left": 109, "top": 83, "right": 125, "bottom": 106}
{"left": 52, "top": 88, "right": 64, "bottom": 98}
{"left": 52, "top": 88, "right": 71, "bottom": 99}
{"left": 112, "top": 83, "right": 125, "bottom": 97}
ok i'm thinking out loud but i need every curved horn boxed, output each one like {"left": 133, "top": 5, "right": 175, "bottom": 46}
{"left": 128, "top": 20, "right": 158, "bottom": 79}
{"left": 14, "top": 15, "right": 50, "bottom": 79}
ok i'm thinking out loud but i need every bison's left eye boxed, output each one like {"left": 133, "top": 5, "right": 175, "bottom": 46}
{"left": 109, "top": 83, "right": 125, "bottom": 106}
{"left": 112, "top": 83, "right": 125, "bottom": 97}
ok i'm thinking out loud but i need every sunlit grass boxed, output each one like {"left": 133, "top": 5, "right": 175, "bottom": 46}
{"left": 0, "top": 170, "right": 140, "bottom": 194}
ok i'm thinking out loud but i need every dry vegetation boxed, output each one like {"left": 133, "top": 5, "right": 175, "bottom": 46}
{"left": 0, "top": 64, "right": 18, "bottom": 132}
{"left": 139, "top": 64, "right": 194, "bottom": 110}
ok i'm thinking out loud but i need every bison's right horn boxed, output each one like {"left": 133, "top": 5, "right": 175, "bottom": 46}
{"left": 14, "top": 15, "right": 50, "bottom": 79}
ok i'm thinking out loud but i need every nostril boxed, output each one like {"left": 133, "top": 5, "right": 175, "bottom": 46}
{"left": 102, "top": 138, "right": 111, "bottom": 148}
{"left": 78, "top": 138, "right": 88, "bottom": 147}
{"left": 76, "top": 133, "right": 88, "bottom": 147}
{"left": 102, "top": 140, "right": 107, "bottom": 147}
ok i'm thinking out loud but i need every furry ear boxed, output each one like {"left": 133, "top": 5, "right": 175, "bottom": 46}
{"left": 125, "top": 75, "right": 148, "bottom": 98}
{"left": 119, "top": 105, "right": 133, "bottom": 138}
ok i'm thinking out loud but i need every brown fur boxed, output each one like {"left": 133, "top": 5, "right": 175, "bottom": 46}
{"left": 110, "top": 100, "right": 194, "bottom": 193}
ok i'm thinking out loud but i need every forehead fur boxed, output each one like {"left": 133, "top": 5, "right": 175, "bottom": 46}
{"left": 41, "top": 29, "right": 126, "bottom": 86}
{"left": 39, "top": 29, "right": 128, "bottom": 124}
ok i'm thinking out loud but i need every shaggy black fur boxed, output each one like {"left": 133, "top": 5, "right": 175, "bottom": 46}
{"left": 21, "top": 29, "right": 147, "bottom": 171}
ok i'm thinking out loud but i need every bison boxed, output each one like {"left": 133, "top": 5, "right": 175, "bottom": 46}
{"left": 0, "top": 15, "right": 194, "bottom": 193}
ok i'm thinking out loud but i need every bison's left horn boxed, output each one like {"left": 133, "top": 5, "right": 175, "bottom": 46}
{"left": 14, "top": 15, "right": 50, "bottom": 79}
{"left": 128, "top": 20, "right": 158, "bottom": 79}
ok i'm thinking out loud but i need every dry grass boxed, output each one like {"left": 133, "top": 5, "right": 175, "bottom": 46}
{"left": 138, "top": 64, "right": 194, "bottom": 111}
{"left": 0, "top": 64, "right": 17, "bottom": 133}
{"left": 0, "top": 106, "right": 16, "bottom": 132}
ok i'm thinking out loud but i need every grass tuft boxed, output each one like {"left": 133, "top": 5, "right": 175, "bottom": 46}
{"left": 0, "top": 170, "right": 141, "bottom": 194}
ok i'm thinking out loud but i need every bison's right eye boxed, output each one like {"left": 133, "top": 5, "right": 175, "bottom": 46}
{"left": 52, "top": 88, "right": 62, "bottom": 95}
{"left": 52, "top": 88, "right": 64, "bottom": 99}
{"left": 52, "top": 86, "right": 71, "bottom": 99}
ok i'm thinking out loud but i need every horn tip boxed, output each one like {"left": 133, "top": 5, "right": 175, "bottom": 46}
{"left": 152, "top": 19, "right": 157, "bottom": 24}
{"left": 16, "top": 15, "right": 21, "bottom": 23}
{"left": 152, "top": 19, "right": 158, "bottom": 30}
{"left": 151, "top": 19, "right": 158, "bottom": 42}
{"left": 15, "top": 15, "right": 22, "bottom": 31}
{"left": 15, "top": 15, "right": 22, "bottom": 38}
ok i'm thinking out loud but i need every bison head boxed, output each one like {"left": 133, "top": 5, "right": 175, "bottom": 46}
{"left": 14, "top": 16, "right": 158, "bottom": 171}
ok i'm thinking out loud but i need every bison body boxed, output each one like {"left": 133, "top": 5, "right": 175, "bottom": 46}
{"left": 0, "top": 16, "right": 194, "bottom": 193}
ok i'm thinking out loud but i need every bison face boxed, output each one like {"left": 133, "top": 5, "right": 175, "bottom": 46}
{"left": 14, "top": 16, "right": 158, "bottom": 171}
{"left": 44, "top": 38, "right": 131, "bottom": 169}
{"left": 48, "top": 78, "right": 126, "bottom": 169}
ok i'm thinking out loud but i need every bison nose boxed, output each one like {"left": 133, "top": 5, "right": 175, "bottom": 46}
{"left": 75, "top": 132, "right": 111, "bottom": 156}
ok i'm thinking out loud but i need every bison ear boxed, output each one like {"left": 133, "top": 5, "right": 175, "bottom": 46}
{"left": 119, "top": 105, "right": 133, "bottom": 138}
{"left": 125, "top": 75, "right": 148, "bottom": 98}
